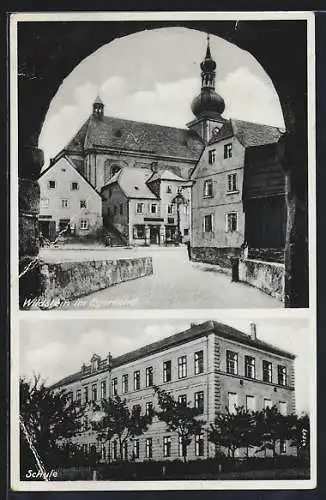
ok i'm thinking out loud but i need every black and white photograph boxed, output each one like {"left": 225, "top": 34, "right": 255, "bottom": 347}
{"left": 16, "top": 316, "right": 314, "bottom": 487}
{"left": 14, "top": 12, "right": 314, "bottom": 310}
{"left": 9, "top": 10, "right": 317, "bottom": 494}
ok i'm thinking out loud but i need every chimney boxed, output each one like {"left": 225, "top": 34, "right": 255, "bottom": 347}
{"left": 107, "top": 353, "right": 112, "bottom": 368}
{"left": 190, "top": 322, "right": 197, "bottom": 329}
{"left": 249, "top": 322, "right": 257, "bottom": 341}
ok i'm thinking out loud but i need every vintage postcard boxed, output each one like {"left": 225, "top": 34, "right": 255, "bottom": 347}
{"left": 10, "top": 10, "right": 316, "bottom": 492}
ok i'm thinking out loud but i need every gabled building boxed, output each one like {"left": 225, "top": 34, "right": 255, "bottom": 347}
{"left": 101, "top": 167, "right": 191, "bottom": 246}
{"left": 52, "top": 320, "right": 296, "bottom": 462}
{"left": 189, "top": 36, "right": 286, "bottom": 271}
{"left": 38, "top": 156, "right": 103, "bottom": 241}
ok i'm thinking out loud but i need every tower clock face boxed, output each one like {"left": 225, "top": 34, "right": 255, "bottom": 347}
{"left": 212, "top": 126, "right": 221, "bottom": 137}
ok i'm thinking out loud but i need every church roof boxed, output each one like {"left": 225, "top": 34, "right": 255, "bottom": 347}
{"left": 102, "top": 167, "right": 158, "bottom": 200}
{"left": 65, "top": 115, "right": 204, "bottom": 160}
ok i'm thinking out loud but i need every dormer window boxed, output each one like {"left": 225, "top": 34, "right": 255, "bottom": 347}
{"left": 91, "top": 356, "right": 99, "bottom": 372}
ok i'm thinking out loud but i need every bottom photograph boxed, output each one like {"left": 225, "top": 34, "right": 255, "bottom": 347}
{"left": 17, "top": 316, "right": 313, "bottom": 485}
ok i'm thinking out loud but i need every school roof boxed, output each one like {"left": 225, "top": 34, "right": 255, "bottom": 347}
{"left": 51, "top": 320, "right": 295, "bottom": 389}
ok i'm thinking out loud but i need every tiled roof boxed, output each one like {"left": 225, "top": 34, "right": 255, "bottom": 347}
{"left": 102, "top": 167, "right": 158, "bottom": 200}
{"left": 51, "top": 321, "right": 294, "bottom": 389}
{"left": 65, "top": 115, "right": 204, "bottom": 160}
{"left": 208, "top": 119, "right": 283, "bottom": 148}
{"left": 147, "top": 169, "right": 188, "bottom": 183}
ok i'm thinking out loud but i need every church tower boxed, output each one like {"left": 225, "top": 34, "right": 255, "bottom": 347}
{"left": 187, "top": 35, "right": 227, "bottom": 143}
{"left": 92, "top": 94, "right": 104, "bottom": 120}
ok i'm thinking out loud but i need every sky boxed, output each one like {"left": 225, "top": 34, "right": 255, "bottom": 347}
{"left": 38, "top": 27, "right": 285, "bottom": 168}
{"left": 19, "top": 316, "right": 313, "bottom": 415}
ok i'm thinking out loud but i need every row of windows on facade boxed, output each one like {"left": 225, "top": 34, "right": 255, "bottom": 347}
{"left": 47, "top": 180, "right": 81, "bottom": 190}
{"left": 68, "top": 352, "right": 204, "bottom": 404}
{"left": 204, "top": 212, "right": 238, "bottom": 233}
{"left": 203, "top": 173, "right": 238, "bottom": 198}
{"left": 226, "top": 350, "right": 288, "bottom": 386}
{"left": 106, "top": 184, "right": 178, "bottom": 199}
{"left": 228, "top": 392, "right": 289, "bottom": 417}
{"left": 82, "top": 433, "right": 206, "bottom": 461}
{"left": 208, "top": 143, "right": 233, "bottom": 164}
{"left": 107, "top": 203, "right": 188, "bottom": 217}
{"left": 40, "top": 198, "right": 88, "bottom": 209}
{"left": 132, "top": 226, "right": 189, "bottom": 240}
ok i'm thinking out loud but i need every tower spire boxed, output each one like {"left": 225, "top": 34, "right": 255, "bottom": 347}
{"left": 92, "top": 91, "right": 104, "bottom": 120}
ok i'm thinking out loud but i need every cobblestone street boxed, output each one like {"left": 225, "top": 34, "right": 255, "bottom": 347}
{"left": 40, "top": 245, "right": 283, "bottom": 310}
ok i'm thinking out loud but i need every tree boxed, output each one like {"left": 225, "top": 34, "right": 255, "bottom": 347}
{"left": 287, "top": 412, "right": 310, "bottom": 458}
{"left": 208, "top": 406, "right": 257, "bottom": 459}
{"left": 254, "top": 405, "right": 292, "bottom": 458}
{"left": 91, "top": 396, "right": 152, "bottom": 461}
{"left": 153, "top": 386, "right": 205, "bottom": 462}
{"left": 19, "top": 375, "right": 84, "bottom": 473}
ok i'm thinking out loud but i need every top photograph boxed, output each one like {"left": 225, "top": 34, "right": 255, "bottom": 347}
{"left": 15, "top": 14, "right": 313, "bottom": 310}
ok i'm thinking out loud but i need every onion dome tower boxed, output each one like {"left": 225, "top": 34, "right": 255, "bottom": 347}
{"left": 187, "top": 35, "right": 227, "bottom": 143}
{"left": 92, "top": 94, "right": 104, "bottom": 120}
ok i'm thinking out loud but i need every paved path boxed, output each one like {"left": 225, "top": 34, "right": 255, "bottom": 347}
{"left": 45, "top": 246, "right": 283, "bottom": 310}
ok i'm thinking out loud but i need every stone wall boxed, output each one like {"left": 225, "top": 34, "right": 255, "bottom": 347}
{"left": 191, "top": 246, "right": 242, "bottom": 270}
{"left": 28, "top": 257, "right": 153, "bottom": 308}
{"left": 239, "top": 258, "right": 284, "bottom": 302}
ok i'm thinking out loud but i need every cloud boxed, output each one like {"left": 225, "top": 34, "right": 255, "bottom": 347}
{"left": 218, "top": 67, "right": 284, "bottom": 127}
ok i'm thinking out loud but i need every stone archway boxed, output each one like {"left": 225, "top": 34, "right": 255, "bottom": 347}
{"left": 17, "top": 19, "right": 309, "bottom": 307}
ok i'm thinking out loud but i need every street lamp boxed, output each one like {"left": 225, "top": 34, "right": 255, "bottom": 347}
{"left": 171, "top": 187, "right": 187, "bottom": 246}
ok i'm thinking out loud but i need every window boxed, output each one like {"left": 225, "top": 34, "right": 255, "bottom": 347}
{"left": 134, "top": 370, "right": 141, "bottom": 391}
{"left": 204, "top": 214, "right": 213, "bottom": 233}
{"left": 61, "top": 199, "right": 69, "bottom": 208}
{"left": 122, "top": 374, "right": 128, "bottom": 394}
{"left": 136, "top": 203, "right": 144, "bottom": 214}
{"left": 120, "top": 203, "right": 123, "bottom": 215}
{"left": 112, "top": 378, "right": 118, "bottom": 396}
{"left": 66, "top": 391, "right": 73, "bottom": 404}
{"left": 167, "top": 204, "right": 173, "bottom": 214}
{"left": 83, "top": 415, "right": 89, "bottom": 432}
{"left": 100, "top": 381, "right": 106, "bottom": 400}
{"left": 263, "top": 360, "right": 273, "bottom": 383}
{"left": 246, "top": 395, "right": 256, "bottom": 412}
{"left": 76, "top": 389, "right": 81, "bottom": 403}
{"left": 178, "top": 434, "right": 187, "bottom": 458}
{"left": 91, "top": 384, "right": 97, "bottom": 401}
{"left": 194, "top": 350, "right": 204, "bottom": 375}
{"left": 163, "top": 360, "right": 172, "bottom": 383}
{"left": 227, "top": 173, "right": 237, "bottom": 192}
{"left": 163, "top": 436, "right": 171, "bottom": 457}
{"left": 226, "top": 350, "right": 238, "bottom": 375}
{"left": 101, "top": 444, "right": 107, "bottom": 461}
{"left": 146, "top": 367, "right": 153, "bottom": 387}
{"left": 226, "top": 212, "right": 238, "bottom": 232}
{"left": 167, "top": 185, "right": 172, "bottom": 193}
{"left": 203, "top": 179, "right": 213, "bottom": 198}
{"left": 264, "top": 398, "right": 273, "bottom": 409}
{"left": 278, "top": 365, "right": 287, "bottom": 386}
{"left": 228, "top": 392, "right": 238, "bottom": 414}
{"left": 178, "top": 394, "right": 187, "bottom": 407}
{"left": 184, "top": 228, "right": 189, "bottom": 236}
{"left": 208, "top": 149, "right": 216, "bottom": 164}
{"left": 145, "top": 401, "right": 153, "bottom": 417}
{"left": 133, "top": 439, "right": 140, "bottom": 459}
{"left": 83, "top": 386, "right": 89, "bottom": 404}
{"left": 280, "top": 439, "right": 287, "bottom": 454}
{"left": 279, "top": 401, "right": 288, "bottom": 416}
{"left": 245, "top": 356, "right": 256, "bottom": 379}
{"left": 224, "top": 143, "right": 233, "bottom": 159}
{"left": 71, "top": 182, "right": 79, "bottom": 190}
{"left": 178, "top": 355, "right": 187, "bottom": 379}
{"left": 80, "top": 200, "right": 87, "bottom": 208}
{"left": 132, "top": 404, "right": 141, "bottom": 417}
{"left": 195, "top": 433, "right": 204, "bottom": 456}
{"left": 151, "top": 204, "right": 157, "bottom": 214}
{"left": 122, "top": 441, "right": 128, "bottom": 460}
{"left": 114, "top": 205, "right": 117, "bottom": 215}
{"left": 194, "top": 391, "right": 204, "bottom": 414}
{"left": 80, "top": 219, "right": 89, "bottom": 230}
{"left": 145, "top": 438, "right": 153, "bottom": 459}
{"left": 40, "top": 198, "right": 49, "bottom": 208}
{"left": 48, "top": 180, "right": 56, "bottom": 189}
